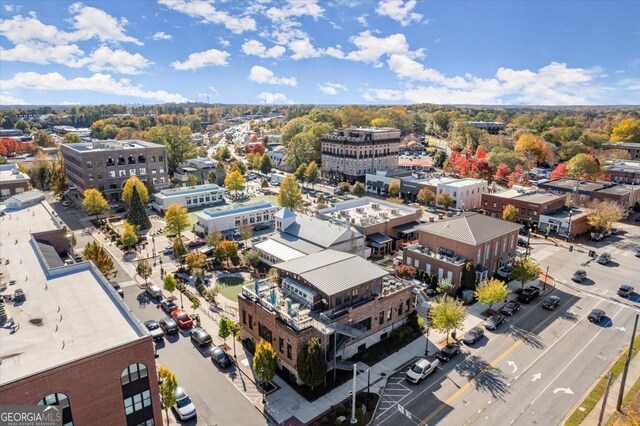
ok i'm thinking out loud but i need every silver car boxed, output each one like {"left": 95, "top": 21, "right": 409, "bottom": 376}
{"left": 174, "top": 387, "right": 196, "bottom": 420}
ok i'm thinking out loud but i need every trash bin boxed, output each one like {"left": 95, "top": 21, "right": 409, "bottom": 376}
{"left": 569, "top": 245, "right": 573, "bottom": 252}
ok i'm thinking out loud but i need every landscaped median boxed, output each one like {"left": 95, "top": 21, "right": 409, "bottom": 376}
{"left": 565, "top": 333, "right": 640, "bottom": 426}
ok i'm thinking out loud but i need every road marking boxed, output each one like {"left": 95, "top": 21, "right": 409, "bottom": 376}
{"left": 507, "top": 361, "right": 518, "bottom": 373}
{"left": 553, "top": 387, "right": 574, "bottom": 395}
{"left": 615, "top": 326, "right": 626, "bottom": 332}
{"left": 531, "top": 373, "right": 541, "bottom": 382}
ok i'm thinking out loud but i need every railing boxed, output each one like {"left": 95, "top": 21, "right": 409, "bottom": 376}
{"left": 406, "top": 244, "right": 467, "bottom": 265}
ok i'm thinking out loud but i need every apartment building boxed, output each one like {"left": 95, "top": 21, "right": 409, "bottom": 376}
{"left": 61, "top": 140, "right": 169, "bottom": 202}
{"left": 0, "top": 163, "right": 30, "bottom": 200}
{"left": 612, "top": 142, "right": 640, "bottom": 160}
{"left": 481, "top": 187, "right": 566, "bottom": 221}
{"left": 321, "top": 127, "right": 401, "bottom": 181}
{"left": 604, "top": 159, "right": 640, "bottom": 185}
{"left": 538, "top": 178, "right": 640, "bottom": 209}
{"left": 151, "top": 184, "right": 227, "bottom": 213}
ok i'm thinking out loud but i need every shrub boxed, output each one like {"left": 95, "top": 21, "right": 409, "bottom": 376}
{"left": 196, "top": 283, "right": 206, "bottom": 295}
{"left": 334, "top": 403, "right": 346, "bottom": 416}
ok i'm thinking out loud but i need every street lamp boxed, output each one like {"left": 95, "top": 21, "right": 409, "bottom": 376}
{"left": 566, "top": 208, "right": 574, "bottom": 242}
{"left": 425, "top": 327, "right": 431, "bottom": 356}
{"left": 177, "top": 283, "right": 184, "bottom": 309}
{"left": 525, "top": 219, "right": 533, "bottom": 258}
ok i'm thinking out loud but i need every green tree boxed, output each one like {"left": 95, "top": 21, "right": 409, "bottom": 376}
{"left": 127, "top": 185, "right": 151, "bottom": 230}
{"left": 164, "top": 204, "right": 190, "bottom": 236}
{"left": 33, "top": 131, "right": 55, "bottom": 147}
{"left": 120, "top": 223, "right": 138, "bottom": 252}
{"left": 207, "top": 228, "right": 223, "bottom": 247}
{"left": 417, "top": 188, "right": 435, "bottom": 206}
{"left": 185, "top": 251, "right": 206, "bottom": 273}
{"left": 436, "top": 277, "right": 454, "bottom": 295}
{"left": 83, "top": 241, "right": 116, "bottom": 278}
{"left": 297, "top": 337, "right": 327, "bottom": 389}
{"left": 83, "top": 188, "right": 108, "bottom": 220}
{"left": 460, "top": 261, "right": 477, "bottom": 291}
{"left": 259, "top": 154, "right": 273, "bottom": 174}
{"left": 163, "top": 274, "right": 177, "bottom": 297}
{"left": 144, "top": 125, "right": 196, "bottom": 173}
{"left": 122, "top": 176, "right": 149, "bottom": 206}
{"left": 63, "top": 133, "right": 81, "bottom": 144}
{"left": 475, "top": 278, "right": 509, "bottom": 312}
{"left": 558, "top": 141, "right": 588, "bottom": 162}
{"left": 338, "top": 182, "right": 352, "bottom": 192}
{"left": 218, "top": 317, "right": 234, "bottom": 348}
{"left": 388, "top": 180, "right": 401, "bottom": 197}
{"left": 173, "top": 237, "right": 187, "bottom": 261}
{"left": 207, "top": 169, "right": 218, "bottom": 184}
{"left": 217, "top": 144, "right": 231, "bottom": 160}
{"left": 294, "top": 163, "right": 307, "bottom": 184}
{"left": 224, "top": 169, "right": 246, "bottom": 196}
{"left": 511, "top": 257, "right": 541, "bottom": 290}
{"left": 277, "top": 174, "right": 304, "bottom": 210}
{"left": 190, "top": 296, "right": 200, "bottom": 314}
{"left": 351, "top": 182, "right": 366, "bottom": 197}
{"left": 261, "top": 178, "right": 269, "bottom": 188}
{"left": 49, "top": 152, "right": 68, "bottom": 197}
{"left": 304, "top": 162, "right": 320, "bottom": 188}
{"left": 502, "top": 204, "right": 518, "bottom": 222}
{"left": 238, "top": 223, "right": 253, "bottom": 247}
{"left": 433, "top": 150, "right": 448, "bottom": 168}
{"left": 136, "top": 258, "right": 152, "bottom": 285}
{"left": 253, "top": 339, "right": 277, "bottom": 385}
{"left": 158, "top": 366, "right": 177, "bottom": 426}
{"left": 215, "top": 240, "right": 238, "bottom": 267}
{"left": 244, "top": 249, "right": 261, "bottom": 271}
{"left": 436, "top": 192, "right": 455, "bottom": 210}
{"left": 567, "top": 153, "right": 599, "bottom": 179}
{"left": 428, "top": 296, "right": 467, "bottom": 343}
{"left": 14, "top": 119, "right": 29, "bottom": 132}
{"left": 610, "top": 118, "right": 640, "bottom": 143}
{"left": 187, "top": 173, "right": 198, "bottom": 186}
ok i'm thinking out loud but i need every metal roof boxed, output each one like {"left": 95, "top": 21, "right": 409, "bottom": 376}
{"left": 283, "top": 213, "right": 358, "bottom": 248}
{"left": 254, "top": 239, "right": 306, "bottom": 262}
{"left": 416, "top": 213, "right": 522, "bottom": 245}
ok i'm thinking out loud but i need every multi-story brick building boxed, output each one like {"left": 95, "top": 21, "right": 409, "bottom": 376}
{"left": 464, "top": 121, "right": 506, "bottom": 135}
{"left": 612, "top": 142, "right": 640, "bottom": 160}
{"left": 238, "top": 250, "right": 414, "bottom": 384}
{"left": 321, "top": 127, "right": 401, "bottom": 181}
{"left": 404, "top": 213, "right": 521, "bottom": 286}
{"left": 0, "top": 163, "right": 30, "bottom": 200}
{"left": 481, "top": 187, "right": 567, "bottom": 222}
{"left": 538, "top": 178, "right": 640, "bottom": 209}
{"left": 61, "top": 140, "right": 169, "bottom": 202}
{"left": 173, "top": 157, "right": 225, "bottom": 187}
{"left": 0, "top": 199, "right": 161, "bottom": 426}
{"left": 604, "top": 159, "right": 640, "bottom": 185}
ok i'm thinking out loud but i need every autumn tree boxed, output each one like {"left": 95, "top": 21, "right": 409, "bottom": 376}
{"left": 163, "top": 274, "right": 177, "bottom": 297}
{"left": 587, "top": 200, "right": 625, "bottom": 231}
{"left": 207, "top": 170, "right": 218, "bottom": 184}
{"left": 224, "top": 169, "right": 246, "bottom": 196}
{"left": 475, "top": 278, "right": 509, "bottom": 312}
{"left": 297, "top": 337, "right": 327, "bottom": 389}
{"left": 550, "top": 163, "right": 568, "bottom": 180}
{"left": 417, "top": 188, "right": 436, "bottom": 206}
{"left": 277, "top": 174, "right": 303, "bottom": 210}
{"left": 429, "top": 296, "right": 467, "bottom": 343}
{"left": 238, "top": 223, "right": 253, "bottom": 247}
{"left": 136, "top": 258, "right": 152, "bottom": 285}
{"left": 253, "top": 339, "right": 277, "bottom": 386}
{"left": 215, "top": 240, "right": 238, "bottom": 267}
{"left": 83, "top": 188, "right": 108, "bottom": 220}
{"left": 185, "top": 251, "right": 206, "bottom": 274}
{"left": 294, "top": 162, "right": 307, "bottom": 184}
{"left": 567, "top": 153, "right": 599, "bottom": 179}
{"left": 63, "top": 133, "right": 81, "bottom": 144}
{"left": 515, "top": 134, "right": 552, "bottom": 165}
{"left": 610, "top": 118, "right": 640, "bottom": 143}
{"left": 495, "top": 163, "right": 512, "bottom": 183}
{"left": 460, "top": 261, "right": 477, "bottom": 291}
{"left": 49, "top": 152, "right": 68, "bottom": 197}
{"left": 158, "top": 366, "right": 177, "bottom": 426}
{"left": 218, "top": 317, "right": 235, "bottom": 349}
{"left": 122, "top": 175, "right": 149, "bottom": 206}
{"left": 502, "top": 204, "right": 518, "bottom": 222}
{"left": 187, "top": 173, "right": 198, "bottom": 186}
{"left": 164, "top": 204, "right": 190, "bottom": 236}
{"left": 259, "top": 154, "right": 273, "bottom": 174}
{"left": 351, "top": 182, "right": 366, "bottom": 197}
{"left": 304, "top": 162, "right": 320, "bottom": 188}
{"left": 83, "top": 241, "right": 116, "bottom": 278}
{"left": 143, "top": 125, "right": 196, "bottom": 173}
{"left": 436, "top": 192, "right": 455, "bottom": 210}
{"left": 172, "top": 237, "right": 187, "bottom": 261}
{"left": 33, "top": 131, "right": 55, "bottom": 147}
{"left": 206, "top": 228, "right": 223, "bottom": 247}
{"left": 511, "top": 257, "right": 541, "bottom": 290}
{"left": 120, "top": 223, "right": 138, "bottom": 252}
{"left": 388, "top": 180, "right": 401, "bottom": 198}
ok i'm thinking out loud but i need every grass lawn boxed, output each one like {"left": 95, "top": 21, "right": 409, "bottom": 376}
{"left": 606, "top": 376, "right": 640, "bottom": 425}
{"left": 251, "top": 194, "right": 278, "bottom": 205}
{"left": 215, "top": 276, "right": 245, "bottom": 301}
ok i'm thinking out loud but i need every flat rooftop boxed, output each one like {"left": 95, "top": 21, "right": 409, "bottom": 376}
{"left": 541, "top": 179, "right": 606, "bottom": 192}
{"left": 489, "top": 188, "right": 565, "bottom": 203}
{"left": 154, "top": 184, "right": 226, "bottom": 199}
{"left": 63, "top": 139, "right": 163, "bottom": 152}
{"left": 0, "top": 201, "right": 146, "bottom": 386}
{"left": 196, "top": 200, "right": 277, "bottom": 220}
{"left": 0, "top": 164, "right": 30, "bottom": 183}
{"left": 605, "top": 160, "right": 640, "bottom": 173}
{"left": 441, "top": 178, "right": 485, "bottom": 188}
{"left": 317, "top": 197, "right": 418, "bottom": 228}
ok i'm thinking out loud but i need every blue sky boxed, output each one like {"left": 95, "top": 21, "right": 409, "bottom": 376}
{"left": 1, "top": 0, "right": 638, "bottom": 106}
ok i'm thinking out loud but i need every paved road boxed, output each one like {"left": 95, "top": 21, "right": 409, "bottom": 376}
{"left": 121, "top": 285, "right": 267, "bottom": 426}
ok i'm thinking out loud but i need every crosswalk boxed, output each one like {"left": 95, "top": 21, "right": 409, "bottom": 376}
{"left": 529, "top": 246, "right": 563, "bottom": 263}
{"left": 226, "top": 358, "right": 264, "bottom": 405}
{"left": 375, "top": 370, "right": 412, "bottom": 419}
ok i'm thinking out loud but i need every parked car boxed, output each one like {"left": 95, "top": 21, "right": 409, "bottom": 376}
{"left": 173, "top": 387, "right": 197, "bottom": 421}
{"left": 144, "top": 320, "right": 165, "bottom": 340}
{"left": 542, "top": 295, "right": 561, "bottom": 310}
{"left": 497, "top": 266, "right": 513, "bottom": 279}
{"left": 596, "top": 252, "right": 611, "bottom": 265}
{"left": 590, "top": 232, "right": 604, "bottom": 241}
{"left": 436, "top": 343, "right": 461, "bottom": 362}
{"left": 171, "top": 309, "right": 193, "bottom": 329}
{"left": 405, "top": 358, "right": 438, "bottom": 384}
{"left": 571, "top": 269, "right": 587, "bottom": 283}
{"left": 159, "top": 317, "right": 179, "bottom": 335}
{"left": 160, "top": 299, "right": 178, "bottom": 314}
{"left": 588, "top": 309, "right": 606, "bottom": 323}
{"left": 62, "top": 200, "right": 71, "bottom": 207}
{"left": 500, "top": 300, "right": 521, "bottom": 316}
{"left": 211, "top": 347, "right": 232, "bottom": 369}
{"left": 73, "top": 254, "right": 83, "bottom": 263}
{"left": 187, "top": 238, "right": 206, "bottom": 249}
{"left": 618, "top": 284, "right": 634, "bottom": 298}
{"left": 110, "top": 282, "right": 124, "bottom": 298}
{"left": 518, "top": 227, "right": 528, "bottom": 236}
{"left": 635, "top": 246, "right": 640, "bottom": 258}
{"left": 518, "top": 286, "right": 541, "bottom": 303}
{"left": 426, "top": 207, "right": 438, "bottom": 213}
{"left": 484, "top": 314, "right": 505, "bottom": 330}
{"left": 190, "top": 327, "right": 213, "bottom": 347}
{"left": 517, "top": 237, "right": 529, "bottom": 248}
{"left": 462, "top": 327, "right": 485, "bottom": 345}
{"left": 253, "top": 223, "right": 270, "bottom": 231}
{"left": 145, "top": 285, "right": 163, "bottom": 299}
{"left": 163, "top": 246, "right": 174, "bottom": 255}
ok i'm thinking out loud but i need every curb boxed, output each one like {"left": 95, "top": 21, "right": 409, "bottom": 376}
{"left": 370, "top": 356, "right": 422, "bottom": 421}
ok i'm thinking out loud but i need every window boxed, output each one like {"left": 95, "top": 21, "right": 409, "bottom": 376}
{"left": 119, "top": 170, "right": 127, "bottom": 177}
{"left": 387, "top": 308, "right": 392, "bottom": 321}
{"left": 379, "top": 311, "right": 384, "bottom": 325}
{"left": 492, "top": 202, "right": 496, "bottom": 208}
{"left": 151, "top": 156, "right": 156, "bottom": 163}
{"left": 287, "top": 342, "right": 292, "bottom": 359}
{"left": 139, "top": 168, "right": 146, "bottom": 175}
{"left": 97, "top": 172, "right": 103, "bottom": 180}
{"left": 130, "top": 169, "right": 137, "bottom": 176}
{"left": 159, "top": 177, "right": 165, "bottom": 184}
{"left": 38, "top": 393, "right": 74, "bottom": 426}
{"left": 151, "top": 168, "right": 157, "bottom": 174}
{"left": 121, "top": 363, "right": 148, "bottom": 385}
{"left": 121, "top": 364, "right": 153, "bottom": 426}
{"left": 258, "top": 322, "right": 273, "bottom": 342}
{"left": 242, "top": 309, "right": 247, "bottom": 325}
{"left": 159, "top": 155, "right": 164, "bottom": 162}
{"left": 398, "top": 302, "right": 403, "bottom": 315}
{"left": 279, "top": 337, "right": 284, "bottom": 352}
{"left": 1, "top": 188, "right": 9, "bottom": 197}
{"left": 124, "top": 390, "right": 151, "bottom": 415}
{"left": 109, "top": 171, "right": 116, "bottom": 178}
{"left": 248, "top": 314, "right": 253, "bottom": 329}
{"left": 88, "top": 174, "right": 94, "bottom": 181}
{"left": 86, "top": 161, "right": 93, "bottom": 168}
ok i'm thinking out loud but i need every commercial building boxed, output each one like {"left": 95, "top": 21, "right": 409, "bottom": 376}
{"left": 194, "top": 200, "right": 279, "bottom": 234}
{"left": 252, "top": 208, "right": 370, "bottom": 265}
{"left": 238, "top": 250, "right": 414, "bottom": 383}
{"left": 436, "top": 178, "right": 487, "bottom": 210}
{"left": 539, "top": 207, "right": 590, "bottom": 238}
{"left": 481, "top": 187, "right": 567, "bottom": 221}
{"left": 404, "top": 213, "right": 521, "bottom": 286}
{"left": 151, "top": 184, "right": 227, "bottom": 214}
{"left": 267, "top": 145, "right": 288, "bottom": 171}
{"left": 399, "top": 175, "right": 456, "bottom": 203}
{"left": 464, "top": 121, "right": 506, "bottom": 134}
{"left": 61, "top": 140, "right": 169, "bottom": 202}
{"left": 317, "top": 197, "right": 421, "bottom": 256}
{"left": 538, "top": 178, "right": 640, "bottom": 209}
{"left": 0, "top": 199, "right": 161, "bottom": 426}
{"left": 4, "top": 189, "right": 45, "bottom": 209}
{"left": 173, "top": 157, "right": 225, "bottom": 187}
{"left": 364, "top": 169, "right": 411, "bottom": 197}
{"left": 321, "top": 127, "right": 401, "bottom": 181}
{"left": 0, "top": 163, "right": 30, "bottom": 200}
{"left": 604, "top": 159, "right": 640, "bottom": 185}
{"left": 612, "top": 142, "right": 640, "bottom": 160}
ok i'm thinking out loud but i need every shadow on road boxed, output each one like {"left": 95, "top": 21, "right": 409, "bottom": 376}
{"left": 455, "top": 355, "right": 510, "bottom": 400}
{"left": 558, "top": 310, "right": 579, "bottom": 322}
{"left": 505, "top": 325, "right": 545, "bottom": 350}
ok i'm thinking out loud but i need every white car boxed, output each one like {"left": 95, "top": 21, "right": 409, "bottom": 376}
{"left": 406, "top": 358, "right": 438, "bottom": 384}
{"left": 62, "top": 200, "right": 71, "bottom": 207}
{"left": 174, "top": 387, "right": 196, "bottom": 420}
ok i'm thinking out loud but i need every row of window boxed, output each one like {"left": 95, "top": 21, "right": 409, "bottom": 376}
{"left": 485, "top": 201, "right": 540, "bottom": 217}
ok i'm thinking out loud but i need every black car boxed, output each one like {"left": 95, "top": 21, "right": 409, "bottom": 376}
{"left": 211, "top": 347, "right": 232, "bottom": 368}
{"left": 542, "top": 295, "right": 561, "bottom": 310}
{"left": 518, "top": 286, "right": 540, "bottom": 303}
{"left": 618, "top": 284, "right": 634, "bottom": 298}
{"left": 500, "top": 300, "right": 521, "bottom": 316}
{"left": 110, "top": 282, "right": 125, "bottom": 298}
{"left": 484, "top": 314, "right": 505, "bottom": 330}
{"left": 253, "top": 223, "right": 270, "bottom": 231}
{"left": 588, "top": 309, "right": 606, "bottom": 323}
{"left": 596, "top": 252, "right": 611, "bottom": 265}
{"left": 436, "top": 343, "right": 461, "bottom": 362}
{"left": 462, "top": 327, "right": 484, "bottom": 345}
{"left": 190, "top": 327, "right": 213, "bottom": 347}
{"left": 517, "top": 237, "right": 529, "bottom": 248}
{"left": 159, "top": 317, "right": 179, "bottom": 335}
{"left": 572, "top": 269, "right": 587, "bottom": 283}
{"left": 144, "top": 320, "right": 165, "bottom": 340}
{"left": 160, "top": 299, "right": 178, "bottom": 314}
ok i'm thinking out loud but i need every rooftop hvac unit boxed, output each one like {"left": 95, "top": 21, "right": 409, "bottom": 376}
{"left": 371, "top": 203, "right": 380, "bottom": 209}
{"left": 356, "top": 207, "right": 365, "bottom": 213}
{"left": 379, "top": 211, "right": 388, "bottom": 218}
{"left": 391, "top": 208, "right": 399, "bottom": 215}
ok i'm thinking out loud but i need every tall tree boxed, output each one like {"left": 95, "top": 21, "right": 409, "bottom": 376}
{"left": 388, "top": 180, "right": 401, "bottom": 198}
{"left": 33, "top": 131, "right": 55, "bottom": 147}
{"left": 297, "top": 337, "right": 327, "bottom": 389}
{"left": 190, "top": 296, "right": 200, "bottom": 314}
{"left": 253, "top": 339, "right": 277, "bottom": 386}
{"left": 294, "top": 163, "right": 307, "bottom": 183}
{"left": 495, "top": 163, "right": 512, "bottom": 182}
{"left": 120, "top": 223, "right": 138, "bottom": 252}
{"left": 549, "top": 163, "right": 568, "bottom": 180}
{"left": 185, "top": 251, "right": 206, "bottom": 273}
{"left": 62, "top": 133, "right": 81, "bottom": 144}
{"left": 238, "top": 223, "right": 253, "bottom": 247}
{"left": 351, "top": 182, "right": 366, "bottom": 197}
{"left": 224, "top": 169, "right": 246, "bottom": 196}
{"left": 433, "top": 150, "right": 448, "bottom": 168}
{"left": 172, "top": 237, "right": 187, "bottom": 261}
{"left": 278, "top": 174, "right": 304, "bottom": 210}
{"left": 83, "top": 241, "right": 116, "bottom": 278}
{"left": 163, "top": 274, "right": 177, "bottom": 297}
{"left": 428, "top": 296, "right": 467, "bottom": 343}
{"left": 259, "top": 154, "right": 273, "bottom": 174}
{"left": 49, "top": 152, "right": 68, "bottom": 197}
{"left": 206, "top": 228, "right": 223, "bottom": 247}
{"left": 304, "top": 162, "right": 320, "bottom": 188}
{"left": 136, "top": 258, "right": 152, "bottom": 284}
{"left": 83, "top": 188, "right": 108, "bottom": 220}
{"left": 511, "top": 257, "right": 541, "bottom": 290}
{"left": 475, "top": 278, "right": 509, "bottom": 311}
{"left": 460, "top": 261, "right": 477, "bottom": 291}
{"left": 143, "top": 125, "right": 195, "bottom": 173}
{"left": 610, "top": 118, "right": 640, "bottom": 143}
{"left": 122, "top": 175, "right": 149, "bottom": 206}
{"left": 587, "top": 200, "right": 624, "bottom": 231}
{"left": 127, "top": 185, "right": 152, "bottom": 230}
{"left": 218, "top": 317, "right": 235, "bottom": 349}
{"left": 436, "top": 192, "right": 455, "bottom": 210}
{"left": 164, "top": 204, "right": 190, "bottom": 236}
{"left": 567, "top": 153, "right": 599, "bottom": 179}
{"left": 215, "top": 240, "right": 238, "bottom": 267}
{"left": 158, "top": 366, "right": 178, "bottom": 426}
{"left": 417, "top": 188, "right": 435, "bottom": 206}
{"left": 207, "top": 169, "right": 218, "bottom": 184}
{"left": 187, "top": 173, "right": 198, "bottom": 186}
{"left": 502, "top": 204, "right": 518, "bottom": 222}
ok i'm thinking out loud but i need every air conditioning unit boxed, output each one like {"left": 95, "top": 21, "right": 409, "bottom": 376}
{"left": 356, "top": 207, "right": 364, "bottom": 213}
{"left": 371, "top": 203, "right": 380, "bottom": 209}
{"left": 391, "top": 209, "right": 399, "bottom": 215}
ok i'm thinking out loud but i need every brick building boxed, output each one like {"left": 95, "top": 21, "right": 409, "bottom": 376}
{"left": 0, "top": 200, "right": 161, "bottom": 426}
{"left": 321, "top": 127, "right": 401, "bottom": 181}
{"left": 464, "top": 121, "right": 506, "bottom": 135}
{"left": 481, "top": 188, "right": 567, "bottom": 221}
{"left": 61, "top": 140, "right": 169, "bottom": 202}
{"left": 0, "top": 163, "right": 30, "bottom": 200}
{"left": 538, "top": 178, "right": 640, "bottom": 209}
{"left": 604, "top": 159, "right": 640, "bottom": 185}
{"left": 238, "top": 250, "right": 414, "bottom": 384}
{"left": 612, "top": 142, "right": 640, "bottom": 160}
{"left": 404, "top": 213, "right": 521, "bottom": 286}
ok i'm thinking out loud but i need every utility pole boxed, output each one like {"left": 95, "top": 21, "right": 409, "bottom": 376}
{"left": 617, "top": 314, "right": 639, "bottom": 411}
{"left": 544, "top": 265, "right": 549, "bottom": 290}
{"left": 350, "top": 364, "right": 357, "bottom": 424}
{"left": 598, "top": 372, "right": 613, "bottom": 426}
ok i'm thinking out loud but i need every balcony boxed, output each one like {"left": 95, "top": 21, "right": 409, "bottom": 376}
{"left": 405, "top": 243, "right": 467, "bottom": 266}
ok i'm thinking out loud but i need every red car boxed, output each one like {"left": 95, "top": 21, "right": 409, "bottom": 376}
{"left": 171, "top": 309, "right": 194, "bottom": 329}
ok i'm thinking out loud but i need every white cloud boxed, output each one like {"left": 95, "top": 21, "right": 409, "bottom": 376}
{"left": 361, "top": 88, "right": 404, "bottom": 102}
{"left": 0, "top": 92, "right": 29, "bottom": 105}
{"left": 319, "top": 82, "right": 347, "bottom": 95}
{"left": 218, "top": 37, "right": 230, "bottom": 48}
{"left": 289, "top": 37, "right": 321, "bottom": 60}
{"left": 3, "top": 4, "right": 21, "bottom": 13}
{"left": 376, "top": 0, "right": 424, "bottom": 26}
{"left": 346, "top": 31, "right": 423, "bottom": 65}
{"left": 266, "top": 0, "right": 324, "bottom": 22}
{"left": 60, "top": 101, "right": 81, "bottom": 105}
{"left": 82, "top": 46, "right": 152, "bottom": 74}
{"left": 256, "top": 91, "right": 294, "bottom": 104}
{"left": 618, "top": 79, "right": 640, "bottom": 91}
{"left": 68, "top": 3, "right": 143, "bottom": 45}
{"left": 158, "top": 0, "right": 256, "bottom": 34}
{"left": 242, "top": 40, "right": 286, "bottom": 58}
{"left": 208, "top": 86, "right": 219, "bottom": 96}
{"left": 171, "top": 48, "right": 230, "bottom": 70}
{"left": 356, "top": 15, "right": 368, "bottom": 26}
{"left": 151, "top": 31, "right": 172, "bottom": 40}
{"left": 0, "top": 12, "right": 74, "bottom": 45}
{"left": 1, "top": 72, "right": 187, "bottom": 103}
{"left": 249, "top": 66, "right": 297, "bottom": 86}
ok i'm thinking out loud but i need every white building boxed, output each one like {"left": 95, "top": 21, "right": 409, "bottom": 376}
{"left": 151, "top": 184, "right": 227, "bottom": 213}
{"left": 437, "top": 178, "right": 487, "bottom": 210}
{"left": 194, "top": 200, "right": 279, "bottom": 234}
{"left": 267, "top": 145, "right": 287, "bottom": 171}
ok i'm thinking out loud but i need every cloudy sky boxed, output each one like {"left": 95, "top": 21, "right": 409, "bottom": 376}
{"left": 1, "top": 0, "right": 638, "bottom": 106}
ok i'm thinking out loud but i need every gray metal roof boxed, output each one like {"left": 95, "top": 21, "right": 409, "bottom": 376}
{"left": 283, "top": 212, "right": 360, "bottom": 248}
{"left": 416, "top": 213, "right": 522, "bottom": 245}
{"left": 275, "top": 250, "right": 388, "bottom": 296}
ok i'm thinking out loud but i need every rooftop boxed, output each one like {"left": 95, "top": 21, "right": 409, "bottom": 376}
{"left": 0, "top": 164, "right": 30, "bottom": 183}
{"left": 604, "top": 159, "right": 640, "bottom": 173}
{"left": 280, "top": 209, "right": 361, "bottom": 248}
{"left": 539, "top": 178, "right": 606, "bottom": 193}
{"left": 63, "top": 139, "right": 163, "bottom": 152}
{"left": 541, "top": 207, "right": 590, "bottom": 220}
{"left": 196, "top": 200, "right": 277, "bottom": 220}
{"left": 317, "top": 197, "right": 418, "bottom": 228}
{"left": 416, "top": 212, "right": 522, "bottom": 245}
{"left": 154, "top": 183, "right": 226, "bottom": 199}
{"left": 440, "top": 178, "right": 486, "bottom": 188}
{"left": 488, "top": 188, "right": 566, "bottom": 203}
{"left": 253, "top": 238, "right": 307, "bottom": 262}
{"left": 0, "top": 201, "right": 146, "bottom": 386}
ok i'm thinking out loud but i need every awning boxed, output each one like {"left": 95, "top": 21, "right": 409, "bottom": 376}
{"left": 393, "top": 221, "right": 421, "bottom": 235}
{"left": 368, "top": 232, "right": 392, "bottom": 248}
